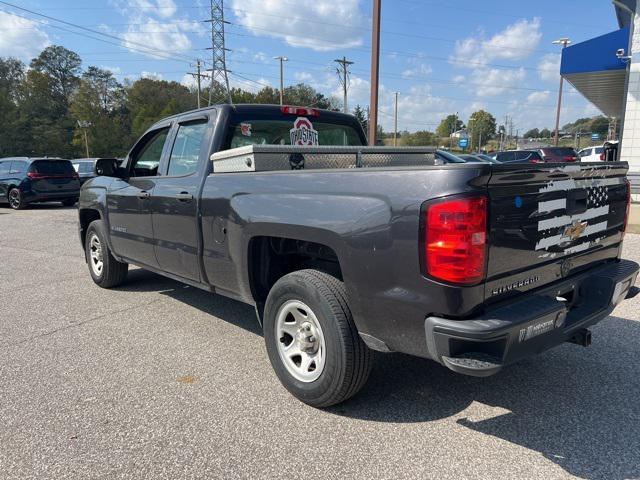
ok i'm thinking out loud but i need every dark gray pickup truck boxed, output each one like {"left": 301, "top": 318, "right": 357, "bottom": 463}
{"left": 78, "top": 104, "right": 638, "bottom": 407}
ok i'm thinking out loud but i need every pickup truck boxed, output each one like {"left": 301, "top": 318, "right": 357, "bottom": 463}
{"left": 78, "top": 104, "right": 638, "bottom": 407}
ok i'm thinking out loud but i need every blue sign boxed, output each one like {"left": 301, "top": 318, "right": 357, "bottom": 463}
{"left": 459, "top": 137, "right": 469, "bottom": 148}
{"left": 591, "top": 133, "right": 600, "bottom": 141}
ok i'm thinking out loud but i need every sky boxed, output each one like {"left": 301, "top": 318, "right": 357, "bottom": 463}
{"left": 0, "top": 0, "right": 620, "bottom": 133}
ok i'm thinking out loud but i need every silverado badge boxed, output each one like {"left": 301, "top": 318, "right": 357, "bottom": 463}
{"left": 563, "top": 220, "right": 588, "bottom": 241}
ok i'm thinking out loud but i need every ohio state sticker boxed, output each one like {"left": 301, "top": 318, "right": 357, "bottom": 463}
{"left": 290, "top": 117, "right": 319, "bottom": 146}
{"left": 240, "top": 123, "right": 252, "bottom": 136}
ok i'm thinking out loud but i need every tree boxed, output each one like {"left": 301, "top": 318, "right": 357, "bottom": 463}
{"left": 524, "top": 128, "right": 540, "bottom": 139}
{"left": 436, "top": 114, "right": 464, "bottom": 138}
{"left": 0, "top": 58, "right": 25, "bottom": 156}
{"left": 30, "top": 45, "right": 82, "bottom": 105}
{"left": 401, "top": 130, "right": 437, "bottom": 146}
{"left": 591, "top": 116, "right": 609, "bottom": 136}
{"left": 540, "top": 128, "right": 551, "bottom": 139}
{"left": 468, "top": 110, "right": 496, "bottom": 149}
{"left": 352, "top": 104, "right": 368, "bottom": 135}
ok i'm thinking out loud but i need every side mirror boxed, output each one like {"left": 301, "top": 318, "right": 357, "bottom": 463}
{"left": 95, "top": 158, "right": 125, "bottom": 178}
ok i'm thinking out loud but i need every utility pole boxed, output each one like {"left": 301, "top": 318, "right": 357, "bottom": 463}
{"left": 206, "top": 0, "right": 231, "bottom": 105}
{"left": 335, "top": 56, "right": 354, "bottom": 114}
{"left": 274, "top": 56, "right": 288, "bottom": 105}
{"left": 393, "top": 92, "right": 399, "bottom": 146}
{"left": 552, "top": 38, "right": 571, "bottom": 146}
{"left": 368, "top": 0, "right": 382, "bottom": 145}
{"left": 77, "top": 120, "right": 91, "bottom": 157}
{"left": 188, "top": 59, "right": 209, "bottom": 109}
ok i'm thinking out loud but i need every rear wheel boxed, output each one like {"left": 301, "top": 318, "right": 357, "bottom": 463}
{"left": 263, "top": 269, "right": 373, "bottom": 407}
{"left": 85, "top": 220, "right": 128, "bottom": 288}
{"left": 8, "top": 188, "right": 25, "bottom": 210}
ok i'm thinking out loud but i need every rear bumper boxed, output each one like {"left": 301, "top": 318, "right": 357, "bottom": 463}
{"left": 424, "top": 259, "right": 639, "bottom": 377}
{"left": 23, "top": 190, "right": 79, "bottom": 203}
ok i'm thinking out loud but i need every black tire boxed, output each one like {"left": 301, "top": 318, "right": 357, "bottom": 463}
{"left": 85, "top": 220, "right": 128, "bottom": 288}
{"left": 264, "top": 269, "right": 373, "bottom": 407}
{"left": 8, "top": 188, "right": 25, "bottom": 210}
{"left": 61, "top": 198, "right": 77, "bottom": 207}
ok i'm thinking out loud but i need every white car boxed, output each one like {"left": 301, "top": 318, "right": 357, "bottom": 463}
{"left": 578, "top": 146, "right": 605, "bottom": 161}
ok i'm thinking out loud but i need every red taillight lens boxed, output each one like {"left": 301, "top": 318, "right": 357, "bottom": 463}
{"left": 425, "top": 195, "right": 488, "bottom": 285}
{"left": 600, "top": 153, "right": 605, "bottom": 161}
{"left": 281, "top": 105, "right": 320, "bottom": 117}
{"left": 563, "top": 155, "right": 577, "bottom": 162}
{"left": 27, "top": 172, "right": 46, "bottom": 179}
{"left": 529, "top": 158, "right": 544, "bottom": 163}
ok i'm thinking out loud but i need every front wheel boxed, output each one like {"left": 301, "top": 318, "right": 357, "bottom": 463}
{"left": 85, "top": 220, "right": 128, "bottom": 288}
{"left": 263, "top": 269, "right": 373, "bottom": 407}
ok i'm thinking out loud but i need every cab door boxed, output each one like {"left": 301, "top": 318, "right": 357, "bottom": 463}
{"left": 150, "top": 114, "right": 213, "bottom": 281}
{"left": 107, "top": 125, "right": 172, "bottom": 268}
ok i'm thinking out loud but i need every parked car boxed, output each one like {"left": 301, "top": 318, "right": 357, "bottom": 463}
{"left": 538, "top": 147, "right": 580, "bottom": 162}
{"left": 490, "top": 150, "right": 544, "bottom": 163}
{"left": 78, "top": 104, "right": 637, "bottom": 407}
{"left": 577, "top": 146, "right": 605, "bottom": 162}
{"left": 0, "top": 157, "right": 80, "bottom": 210}
{"left": 72, "top": 158, "right": 123, "bottom": 186}
{"left": 458, "top": 154, "right": 500, "bottom": 164}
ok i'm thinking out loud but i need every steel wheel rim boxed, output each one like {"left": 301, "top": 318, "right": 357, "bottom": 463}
{"left": 275, "top": 300, "right": 326, "bottom": 383}
{"left": 89, "top": 233, "right": 104, "bottom": 277}
{"left": 9, "top": 190, "right": 20, "bottom": 209}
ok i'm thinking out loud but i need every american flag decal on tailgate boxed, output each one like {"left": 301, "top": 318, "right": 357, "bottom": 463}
{"left": 535, "top": 174, "right": 624, "bottom": 258}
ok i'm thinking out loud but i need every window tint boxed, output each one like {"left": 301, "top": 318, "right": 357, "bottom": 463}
{"left": 80, "top": 162, "right": 94, "bottom": 173}
{"left": 496, "top": 152, "right": 515, "bottom": 162}
{"left": 30, "top": 160, "right": 75, "bottom": 174}
{"left": 130, "top": 128, "right": 170, "bottom": 177}
{"left": 9, "top": 161, "right": 27, "bottom": 174}
{"left": 595, "top": 147, "right": 604, "bottom": 154}
{"left": 167, "top": 121, "right": 207, "bottom": 176}
{"left": 0, "top": 161, "right": 10, "bottom": 175}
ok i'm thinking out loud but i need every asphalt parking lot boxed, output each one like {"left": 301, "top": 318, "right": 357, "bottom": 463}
{"left": 1, "top": 205, "right": 639, "bottom": 480}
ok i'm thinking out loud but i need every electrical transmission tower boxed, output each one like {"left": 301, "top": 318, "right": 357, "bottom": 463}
{"left": 206, "top": 0, "right": 231, "bottom": 105}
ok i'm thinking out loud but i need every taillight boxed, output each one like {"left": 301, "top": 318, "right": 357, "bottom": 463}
{"left": 529, "top": 158, "right": 544, "bottom": 163}
{"left": 424, "top": 195, "right": 488, "bottom": 285}
{"left": 27, "top": 172, "right": 46, "bottom": 179}
{"left": 623, "top": 179, "right": 631, "bottom": 237}
{"left": 281, "top": 105, "right": 320, "bottom": 117}
{"left": 563, "top": 155, "right": 577, "bottom": 162}
{"left": 600, "top": 152, "right": 605, "bottom": 161}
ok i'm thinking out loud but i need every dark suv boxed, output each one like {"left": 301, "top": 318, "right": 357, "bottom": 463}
{"left": 0, "top": 158, "right": 80, "bottom": 210}
{"left": 490, "top": 150, "right": 544, "bottom": 163}
{"left": 538, "top": 147, "right": 579, "bottom": 162}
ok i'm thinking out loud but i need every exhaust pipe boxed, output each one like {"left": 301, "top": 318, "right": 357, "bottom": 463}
{"left": 567, "top": 328, "right": 592, "bottom": 347}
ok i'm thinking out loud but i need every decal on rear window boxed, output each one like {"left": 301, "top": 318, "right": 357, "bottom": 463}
{"left": 240, "top": 123, "right": 252, "bottom": 137}
{"left": 290, "top": 117, "right": 319, "bottom": 146}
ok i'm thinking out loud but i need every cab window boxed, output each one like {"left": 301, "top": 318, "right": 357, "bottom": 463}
{"left": 166, "top": 121, "right": 208, "bottom": 176}
{"left": 9, "top": 161, "right": 27, "bottom": 174}
{"left": 130, "top": 128, "right": 170, "bottom": 177}
{"left": 0, "top": 161, "right": 9, "bottom": 175}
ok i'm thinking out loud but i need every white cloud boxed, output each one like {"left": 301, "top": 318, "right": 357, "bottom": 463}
{"left": 122, "top": 17, "right": 195, "bottom": 57}
{"left": 452, "top": 18, "right": 542, "bottom": 67}
{"left": 230, "top": 0, "right": 365, "bottom": 51}
{"left": 401, "top": 63, "right": 433, "bottom": 79}
{"left": 141, "top": 71, "right": 163, "bottom": 80}
{"left": 452, "top": 74, "right": 466, "bottom": 84}
{"left": 469, "top": 67, "right": 526, "bottom": 97}
{"left": 181, "top": 73, "right": 197, "bottom": 88}
{"left": 537, "top": 53, "right": 560, "bottom": 82}
{"left": 252, "top": 52, "right": 270, "bottom": 63}
{"left": 123, "top": 0, "right": 177, "bottom": 19}
{"left": 0, "top": 12, "right": 49, "bottom": 60}
{"left": 526, "top": 90, "right": 550, "bottom": 104}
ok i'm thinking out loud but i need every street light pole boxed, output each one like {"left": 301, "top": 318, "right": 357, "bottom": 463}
{"left": 274, "top": 56, "right": 288, "bottom": 105}
{"left": 393, "top": 92, "right": 399, "bottom": 146}
{"left": 552, "top": 38, "right": 571, "bottom": 147}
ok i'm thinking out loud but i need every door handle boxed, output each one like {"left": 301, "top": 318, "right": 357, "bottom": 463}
{"left": 174, "top": 192, "right": 193, "bottom": 202}
{"left": 137, "top": 190, "right": 150, "bottom": 199}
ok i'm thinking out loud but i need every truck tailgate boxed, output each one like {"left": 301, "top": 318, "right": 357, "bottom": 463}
{"left": 485, "top": 162, "right": 629, "bottom": 301}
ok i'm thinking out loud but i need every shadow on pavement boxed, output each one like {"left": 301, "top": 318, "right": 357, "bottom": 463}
{"left": 115, "top": 268, "right": 639, "bottom": 479}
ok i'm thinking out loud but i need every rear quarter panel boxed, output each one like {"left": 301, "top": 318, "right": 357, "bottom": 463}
{"left": 200, "top": 166, "right": 490, "bottom": 357}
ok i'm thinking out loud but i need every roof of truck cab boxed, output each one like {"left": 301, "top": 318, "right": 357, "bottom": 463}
{"left": 157, "top": 104, "right": 357, "bottom": 121}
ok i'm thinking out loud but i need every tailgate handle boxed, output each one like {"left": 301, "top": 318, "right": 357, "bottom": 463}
{"left": 566, "top": 190, "right": 587, "bottom": 215}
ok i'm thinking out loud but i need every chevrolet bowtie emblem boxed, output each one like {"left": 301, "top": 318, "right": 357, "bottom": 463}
{"left": 564, "top": 221, "right": 588, "bottom": 241}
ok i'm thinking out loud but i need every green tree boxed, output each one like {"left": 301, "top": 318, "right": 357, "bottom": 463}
{"left": 591, "top": 116, "right": 609, "bottom": 136}
{"left": 352, "top": 104, "right": 368, "bottom": 135}
{"left": 468, "top": 110, "right": 496, "bottom": 149}
{"left": 30, "top": 45, "right": 82, "bottom": 105}
{"left": 0, "top": 57, "right": 25, "bottom": 156}
{"left": 540, "top": 128, "right": 551, "bottom": 139}
{"left": 436, "top": 114, "right": 464, "bottom": 138}
{"left": 401, "top": 130, "right": 437, "bottom": 146}
{"left": 524, "top": 128, "right": 540, "bottom": 139}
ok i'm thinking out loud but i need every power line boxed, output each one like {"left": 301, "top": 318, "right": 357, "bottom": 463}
{"left": 334, "top": 57, "right": 354, "bottom": 113}
{"left": 205, "top": 0, "right": 231, "bottom": 105}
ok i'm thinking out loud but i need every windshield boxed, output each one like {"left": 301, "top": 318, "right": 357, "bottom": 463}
{"left": 434, "top": 150, "right": 466, "bottom": 164}
{"left": 228, "top": 118, "right": 364, "bottom": 149}
{"left": 30, "top": 160, "right": 75, "bottom": 174}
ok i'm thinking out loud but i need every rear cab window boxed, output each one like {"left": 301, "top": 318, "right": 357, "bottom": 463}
{"left": 225, "top": 110, "right": 366, "bottom": 150}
